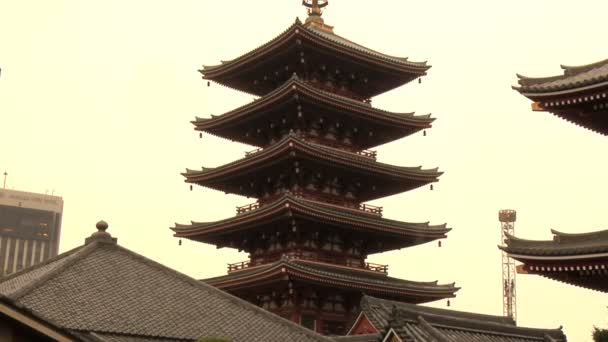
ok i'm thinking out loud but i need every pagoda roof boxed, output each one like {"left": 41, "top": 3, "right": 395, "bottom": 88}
{"left": 194, "top": 76, "right": 432, "bottom": 148}
{"left": 201, "top": 19, "right": 429, "bottom": 98}
{"left": 357, "top": 296, "right": 567, "bottom": 342}
{"left": 499, "top": 228, "right": 608, "bottom": 259}
{"left": 205, "top": 258, "right": 458, "bottom": 304}
{"left": 514, "top": 58, "right": 608, "bottom": 97}
{"left": 500, "top": 229, "right": 608, "bottom": 292}
{"left": 183, "top": 134, "right": 440, "bottom": 201}
{"left": 0, "top": 222, "right": 334, "bottom": 342}
{"left": 514, "top": 58, "right": 608, "bottom": 135}
{"left": 172, "top": 194, "right": 449, "bottom": 254}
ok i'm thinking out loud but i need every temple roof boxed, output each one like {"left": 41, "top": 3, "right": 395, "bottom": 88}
{"left": 358, "top": 296, "right": 567, "bottom": 341}
{"left": 201, "top": 19, "right": 429, "bottom": 98}
{"left": 0, "top": 222, "right": 333, "bottom": 342}
{"left": 514, "top": 58, "right": 608, "bottom": 97}
{"left": 205, "top": 258, "right": 458, "bottom": 304}
{"left": 183, "top": 134, "right": 440, "bottom": 201}
{"left": 499, "top": 228, "right": 608, "bottom": 259}
{"left": 194, "top": 76, "right": 432, "bottom": 148}
{"left": 332, "top": 334, "right": 381, "bottom": 342}
{"left": 500, "top": 229, "right": 608, "bottom": 292}
{"left": 513, "top": 58, "right": 608, "bottom": 135}
{"left": 173, "top": 194, "right": 449, "bottom": 254}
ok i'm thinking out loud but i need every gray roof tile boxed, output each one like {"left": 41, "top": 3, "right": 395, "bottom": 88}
{"left": 501, "top": 229, "right": 608, "bottom": 257}
{"left": 358, "top": 296, "right": 566, "bottom": 342}
{"left": 514, "top": 58, "right": 608, "bottom": 97}
{"left": 0, "top": 230, "right": 333, "bottom": 342}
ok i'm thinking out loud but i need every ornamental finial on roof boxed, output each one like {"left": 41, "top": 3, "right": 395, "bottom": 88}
{"left": 302, "top": 0, "right": 334, "bottom": 33}
{"left": 85, "top": 220, "right": 117, "bottom": 245}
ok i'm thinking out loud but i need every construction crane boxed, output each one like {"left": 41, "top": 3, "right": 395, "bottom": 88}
{"left": 499, "top": 209, "right": 517, "bottom": 322}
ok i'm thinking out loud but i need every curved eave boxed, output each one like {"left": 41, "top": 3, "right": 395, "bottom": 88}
{"left": 182, "top": 135, "right": 440, "bottom": 186}
{"left": 202, "top": 20, "right": 428, "bottom": 78}
{"left": 514, "top": 79, "right": 608, "bottom": 99}
{"left": 500, "top": 230, "right": 608, "bottom": 258}
{"left": 298, "top": 25, "right": 429, "bottom": 72}
{"left": 514, "top": 58, "right": 608, "bottom": 98}
{"left": 550, "top": 228, "right": 608, "bottom": 240}
{"left": 205, "top": 260, "right": 458, "bottom": 302}
{"left": 172, "top": 195, "right": 449, "bottom": 244}
{"left": 505, "top": 250, "right": 608, "bottom": 262}
{"left": 200, "top": 20, "right": 429, "bottom": 96}
{"left": 193, "top": 77, "right": 433, "bottom": 140}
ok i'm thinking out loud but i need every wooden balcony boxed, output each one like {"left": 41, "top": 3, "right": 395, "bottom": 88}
{"left": 245, "top": 147, "right": 264, "bottom": 157}
{"left": 358, "top": 149, "right": 377, "bottom": 159}
{"left": 236, "top": 202, "right": 260, "bottom": 215}
{"left": 244, "top": 138, "right": 377, "bottom": 160}
{"left": 358, "top": 203, "right": 383, "bottom": 216}
{"left": 228, "top": 252, "right": 388, "bottom": 274}
{"left": 365, "top": 262, "right": 388, "bottom": 273}
{"left": 227, "top": 260, "right": 251, "bottom": 272}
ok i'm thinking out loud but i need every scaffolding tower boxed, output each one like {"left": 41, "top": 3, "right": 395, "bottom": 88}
{"left": 499, "top": 209, "right": 517, "bottom": 322}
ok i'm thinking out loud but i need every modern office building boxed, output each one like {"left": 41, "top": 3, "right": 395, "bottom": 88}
{"left": 0, "top": 188, "right": 63, "bottom": 275}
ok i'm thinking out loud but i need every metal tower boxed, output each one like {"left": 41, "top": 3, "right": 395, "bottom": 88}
{"left": 499, "top": 209, "right": 517, "bottom": 322}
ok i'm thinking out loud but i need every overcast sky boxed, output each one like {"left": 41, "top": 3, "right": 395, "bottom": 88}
{"left": 1, "top": 1, "right": 607, "bottom": 341}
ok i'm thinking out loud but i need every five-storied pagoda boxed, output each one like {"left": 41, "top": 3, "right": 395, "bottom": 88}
{"left": 173, "top": 1, "right": 458, "bottom": 335}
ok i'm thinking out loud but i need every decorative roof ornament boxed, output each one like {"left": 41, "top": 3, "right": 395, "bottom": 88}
{"left": 85, "top": 220, "right": 117, "bottom": 244}
{"left": 302, "top": 0, "right": 334, "bottom": 32}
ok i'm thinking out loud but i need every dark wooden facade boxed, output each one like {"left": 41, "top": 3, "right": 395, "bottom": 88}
{"left": 174, "top": 2, "right": 457, "bottom": 335}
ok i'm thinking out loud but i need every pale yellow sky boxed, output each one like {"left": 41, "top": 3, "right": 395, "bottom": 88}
{"left": 1, "top": 1, "right": 607, "bottom": 341}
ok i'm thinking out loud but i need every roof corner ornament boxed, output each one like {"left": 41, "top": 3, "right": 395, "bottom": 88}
{"left": 302, "top": 0, "right": 334, "bottom": 33}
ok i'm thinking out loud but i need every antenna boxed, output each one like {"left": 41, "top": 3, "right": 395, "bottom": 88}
{"left": 499, "top": 209, "right": 517, "bottom": 323}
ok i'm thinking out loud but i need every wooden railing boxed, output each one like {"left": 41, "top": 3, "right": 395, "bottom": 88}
{"left": 303, "top": 137, "right": 377, "bottom": 160}
{"left": 238, "top": 192, "right": 383, "bottom": 217}
{"left": 245, "top": 147, "right": 264, "bottom": 157}
{"left": 228, "top": 252, "right": 388, "bottom": 274}
{"left": 236, "top": 202, "right": 260, "bottom": 215}
{"left": 358, "top": 149, "right": 377, "bottom": 159}
{"left": 365, "top": 262, "right": 389, "bottom": 273}
{"left": 227, "top": 260, "right": 251, "bottom": 272}
{"left": 359, "top": 203, "right": 383, "bottom": 216}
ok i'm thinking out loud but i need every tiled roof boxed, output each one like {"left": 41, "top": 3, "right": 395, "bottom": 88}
{"left": 202, "top": 19, "right": 428, "bottom": 74}
{"left": 193, "top": 76, "right": 432, "bottom": 149}
{"left": 0, "top": 224, "right": 334, "bottom": 342}
{"left": 184, "top": 134, "right": 439, "bottom": 180}
{"left": 200, "top": 19, "right": 429, "bottom": 98}
{"left": 359, "top": 296, "right": 567, "bottom": 342}
{"left": 206, "top": 258, "right": 458, "bottom": 303}
{"left": 182, "top": 134, "right": 441, "bottom": 201}
{"left": 500, "top": 229, "right": 608, "bottom": 258}
{"left": 514, "top": 58, "right": 608, "bottom": 97}
{"left": 332, "top": 334, "right": 380, "bottom": 342}
{"left": 173, "top": 194, "right": 449, "bottom": 253}
{"left": 304, "top": 25, "right": 427, "bottom": 68}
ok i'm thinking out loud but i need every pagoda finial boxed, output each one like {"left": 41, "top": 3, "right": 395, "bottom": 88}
{"left": 302, "top": 0, "right": 334, "bottom": 32}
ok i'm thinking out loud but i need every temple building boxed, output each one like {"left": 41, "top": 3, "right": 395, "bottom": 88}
{"left": 500, "top": 229, "right": 608, "bottom": 293}
{"left": 173, "top": 0, "right": 458, "bottom": 335}
{"left": 0, "top": 221, "right": 334, "bottom": 342}
{"left": 509, "top": 58, "right": 608, "bottom": 293}
{"left": 339, "top": 296, "right": 567, "bottom": 342}
{"left": 513, "top": 58, "right": 608, "bottom": 135}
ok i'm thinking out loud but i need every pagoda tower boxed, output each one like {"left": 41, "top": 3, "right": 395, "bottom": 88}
{"left": 173, "top": 1, "right": 458, "bottom": 335}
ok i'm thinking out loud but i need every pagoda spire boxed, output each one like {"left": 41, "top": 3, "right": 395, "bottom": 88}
{"left": 302, "top": 0, "right": 334, "bottom": 32}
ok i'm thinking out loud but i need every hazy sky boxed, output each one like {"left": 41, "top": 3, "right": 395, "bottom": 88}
{"left": 1, "top": 1, "right": 607, "bottom": 341}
